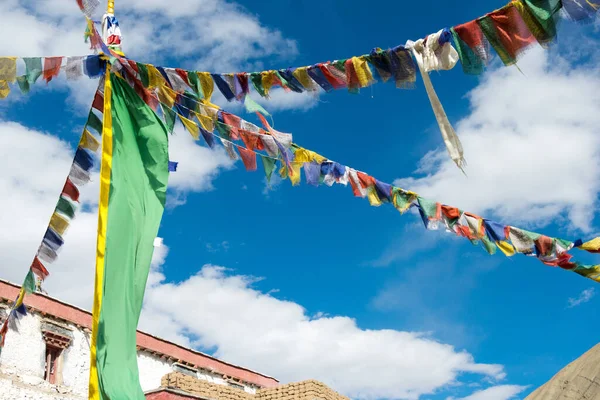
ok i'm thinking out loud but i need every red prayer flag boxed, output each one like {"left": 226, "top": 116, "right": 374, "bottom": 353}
{"left": 62, "top": 178, "right": 80, "bottom": 202}
{"left": 442, "top": 206, "right": 461, "bottom": 220}
{"left": 557, "top": 253, "right": 576, "bottom": 270}
{"left": 176, "top": 68, "right": 189, "bottom": 85}
{"left": 535, "top": 235, "right": 554, "bottom": 256}
{"left": 222, "top": 112, "right": 241, "bottom": 140}
{"left": 345, "top": 59, "right": 360, "bottom": 90}
{"left": 127, "top": 59, "right": 139, "bottom": 73}
{"left": 238, "top": 146, "right": 257, "bottom": 171}
{"left": 240, "top": 131, "right": 259, "bottom": 151}
{"left": 31, "top": 257, "right": 49, "bottom": 280}
{"left": 488, "top": 5, "right": 535, "bottom": 60}
{"left": 319, "top": 63, "right": 346, "bottom": 89}
{"left": 92, "top": 91, "right": 104, "bottom": 112}
{"left": 357, "top": 172, "right": 376, "bottom": 189}
{"left": 43, "top": 57, "right": 63, "bottom": 83}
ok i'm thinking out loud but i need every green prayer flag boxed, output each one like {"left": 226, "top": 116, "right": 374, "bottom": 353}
{"left": 16, "top": 76, "right": 30, "bottom": 94}
{"left": 417, "top": 197, "right": 438, "bottom": 219}
{"left": 522, "top": 229, "right": 541, "bottom": 241}
{"left": 136, "top": 62, "right": 149, "bottom": 88}
{"left": 56, "top": 197, "right": 76, "bottom": 219}
{"left": 187, "top": 72, "right": 203, "bottom": 98}
{"left": 478, "top": 16, "right": 514, "bottom": 66}
{"left": 87, "top": 111, "right": 103, "bottom": 135}
{"left": 481, "top": 236, "right": 497, "bottom": 255}
{"left": 516, "top": 0, "right": 560, "bottom": 47}
{"left": 244, "top": 95, "right": 270, "bottom": 117}
{"left": 161, "top": 104, "right": 176, "bottom": 133}
{"left": 451, "top": 28, "right": 485, "bottom": 75}
{"left": 556, "top": 238, "right": 573, "bottom": 250}
{"left": 215, "top": 121, "right": 232, "bottom": 140}
{"left": 392, "top": 188, "right": 416, "bottom": 213}
{"left": 332, "top": 60, "right": 346, "bottom": 72}
{"left": 23, "top": 270, "right": 36, "bottom": 294}
{"left": 250, "top": 72, "right": 266, "bottom": 97}
{"left": 261, "top": 155, "right": 276, "bottom": 183}
{"left": 94, "top": 73, "right": 169, "bottom": 400}
{"left": 23, "top": 58, "right": 42, "bottom": 85}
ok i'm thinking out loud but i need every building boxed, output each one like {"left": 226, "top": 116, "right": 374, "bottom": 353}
{"left": 525, "top": 342, "right": 600, "bottom": 400}
{"left": 0, "top": 280, "right": 348, "bottom": 400}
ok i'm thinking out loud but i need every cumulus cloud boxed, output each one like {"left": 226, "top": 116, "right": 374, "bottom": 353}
{"left": 0, "top": 121, "right": 237, "bottom": 308}
{"left": 1, "top": 0, "right": 308, "bottom": 113}
{"left": 140, "top": 260, "right": 506, "bottom": 400}
{"left": 567, "top": 287, "right": 595, "bottom": 308}
{"left": 450, "top": 384, "right": 528, "bottom": 400}
{"left": 395, "top": 48, "right": 600, "bottom": 232}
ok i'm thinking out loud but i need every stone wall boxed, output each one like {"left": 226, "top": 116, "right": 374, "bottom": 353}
{"left": 161, "top": 373, "right": 349, "bottom": 400}
{"left": 258, "top": 380, "right": 349, "bottom": 400}
{"left": 162, "top": 373, "right": 254, "bottom": 400}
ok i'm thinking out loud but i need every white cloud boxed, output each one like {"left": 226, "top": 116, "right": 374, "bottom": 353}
{"left": 395, "top": 48, "right": 600, "bottom": 232}
{"left": 1, "top": 0, "right": 307, "bottom": 113}
{"left": 167, "top": 126, "right": 236, "bottom": 194}
{"left": 0, "top": 93, "right": 522, "bottom": 400}
{"left": 0, "top": 120, "right": 235, "bottom": 308}
{"left": 451, "top": 385, "right": 528, "bottom": 400}
{"left": 0, "top": 121, "right": 98, "bottom": 308}
{"left": 567, "top": 287, "right": 595, "bottom": 308}
{"left": 140, "top": 262, "right": 506, "bottom": 400}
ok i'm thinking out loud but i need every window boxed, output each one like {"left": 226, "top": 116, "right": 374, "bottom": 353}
{"left": 44, "top": 345, "right": 62, "bottom": 384}
{"left": 228, "top": 381, "right": 245, "bottom": 390}
{"left": 172, "top": 362, "right": 197, "bottom": 378}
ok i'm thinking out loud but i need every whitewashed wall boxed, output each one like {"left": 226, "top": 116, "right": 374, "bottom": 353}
{"left": 0, "top": 309, "right": 256, "bottom": 399}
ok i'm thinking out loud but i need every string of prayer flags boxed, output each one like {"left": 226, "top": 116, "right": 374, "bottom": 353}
{"left": 0, "top": 56, "right": 104, "bottom": 99}
{"left": 169, "top": 161, "right": 178, "bottom": 172}
{"left": 478, "top": 3, "right": 536, "bottom": 66}
{"left": 513, "top": 0, "right": 561, "bottom": 47}
{"left": 138, "top": 61, "right": 600, "bottom": 281}
{"left": 0, "top": 96, "right": 102, "bottom": 351}
{"left": 151, "top": 87, "right": 600, "bottom": 283}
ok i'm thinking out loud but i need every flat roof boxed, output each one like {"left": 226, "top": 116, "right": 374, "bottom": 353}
{"left": 0, "top": 279, "right": 278, "bottom": 388}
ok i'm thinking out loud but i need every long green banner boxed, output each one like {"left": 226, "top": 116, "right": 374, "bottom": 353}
{"left": 89, "top": 72, "right": 170, "bottom": 400}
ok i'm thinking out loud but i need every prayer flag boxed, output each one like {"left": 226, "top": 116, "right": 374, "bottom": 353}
{"left": 43, "top": 57, "right": 62, "bottom": 83}
{"left": 31, "top": 257, "right": 49, "bottom": 280}
{"left": 89, "top": 72, "right": 169, "bottom": 400}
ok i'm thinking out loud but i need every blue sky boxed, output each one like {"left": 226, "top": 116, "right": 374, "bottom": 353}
{"left": 0, "top": 1, "right": 599, "bottom": 399}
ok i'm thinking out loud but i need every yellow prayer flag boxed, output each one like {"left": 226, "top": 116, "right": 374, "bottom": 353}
{"left": 197, "top": 72, "right": 214, "bottom": 102}
{"left": 146, "top": 65, "right": 165, "bottom": 89}
{"left": 0, "top": 57, "right": 17, "bottom": 83}
{"left": 179, "top": 114, "right": 200, "bottom": 140}
{"left": 0, "top": 81, "right": 10, "bottom": 99}
{"left": 293, "top": 147, "right": 326, "bottom": 164}
{"left": 261, "top": 71, "right": 276, "bottom": 97}
{"left": 15, "top": 287, "right": 26, "bottom": 309}
{"left": 579, "top": 237, "right": 600, "bottom": 252}
{"left": 293, "top": 67, "right": 316, "bottom": 91}
{"left": 195, "top": 112, "right": 214, "bottom": 132}
{"left": 158, "top": 85, "right": 176, "bottom": 108}
{"left": 496, "top": 240, "right": 516, "bottom": 256}
{"left": 352, "top": 56, "right": 374, "bottom": 88}
{"left": 50, "top": 212, "right": 70, "bottom": 236}
{"left": 79, "top": 129, "right": 101, "bottom": 152}
{"left": 392, "top": 190, "right": 417, "bottom": 213}
{"left": 289, "top": 162, "right": 302, "bottom": 186}
{"left": 367, "top": 187, "right": 383, "bottom": 207}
